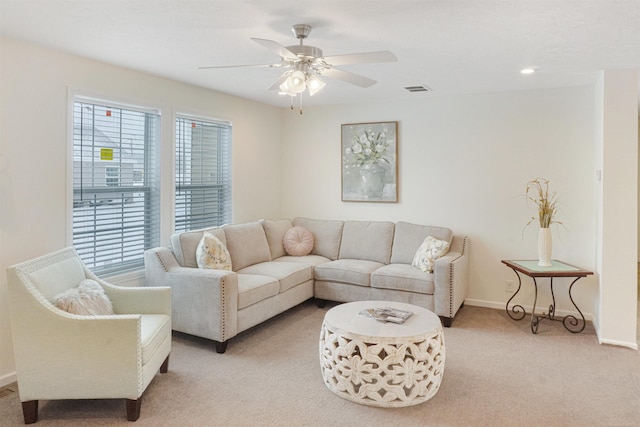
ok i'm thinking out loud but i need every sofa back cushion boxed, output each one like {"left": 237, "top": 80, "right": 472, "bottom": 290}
{"left": 170, "top": 227, "right": 227, "bottom": 268}
{"left": 261, "top": 219, "right": 293, "bottom": 259}
{"left": 292, "top": 217, "right": 344, "bottom": 261}
{"left": 390, "top": 221, "right": 453, "bottom": 264}
{"left": 224, "top": 221, "right": 271, "bottom": 270}
{"left": 339, "top": 220, "right": 395, "bottom": 264}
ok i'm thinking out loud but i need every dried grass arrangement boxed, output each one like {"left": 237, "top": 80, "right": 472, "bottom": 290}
{"left": 525, "top": 178, "right": 560, "bottom": 228}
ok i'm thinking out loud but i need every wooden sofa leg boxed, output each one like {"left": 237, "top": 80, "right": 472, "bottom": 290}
{"left": 214, "top": 340, "right": 228, "bottom": 354}
{"left": 22, "top": 400, "right": 38, "bottom": 424}
{"left": 160, "top": 354, "right": 170, "bottom": 373}
{"left": 126, "top": 398, "right": 141, "bottom": 422}
{"left": 440, "top": 316, "right": 454, "bottom": 327}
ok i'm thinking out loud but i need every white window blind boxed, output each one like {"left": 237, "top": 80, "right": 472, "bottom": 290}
{"left": 175, "top": 116, "right": 232, "bottom": 232}
{"left": 72, "top": 99, "right": 160, "bottom": 275}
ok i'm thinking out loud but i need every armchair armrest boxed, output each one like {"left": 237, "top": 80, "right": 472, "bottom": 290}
{"left": 99, "top": 282, "right": 171, "bottom": 316}
{"left": 144, "top": 248, "right": 238, "bottom": 343}
{"left": 433, "top": 235, "right": 469, "bottom": 324}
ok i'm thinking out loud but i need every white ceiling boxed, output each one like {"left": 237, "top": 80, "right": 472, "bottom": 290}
{"left": 2, "top": 0, "right": 639, "bottom": 109}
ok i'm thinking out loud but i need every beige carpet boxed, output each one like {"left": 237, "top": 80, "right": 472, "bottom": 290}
{"left": 1, "top": 301, "right": 639, "bottom": 426}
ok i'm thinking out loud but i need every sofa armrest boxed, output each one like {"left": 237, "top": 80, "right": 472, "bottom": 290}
{"left": 144, "top": 248, "right": 238, "bottom": 343}
{"left": 433, "top": 235, "right": 469, "bottom": 322}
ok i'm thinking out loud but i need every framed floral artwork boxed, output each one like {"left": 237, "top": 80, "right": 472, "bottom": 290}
{"left": 341, "top": 121, "right": 398, "bottom": 202}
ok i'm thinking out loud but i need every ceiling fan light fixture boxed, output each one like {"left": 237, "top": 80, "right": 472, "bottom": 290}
{"left": 286, "top": 70, "right": 307, "bottom": 93}
{"left": 306, "top": 74, "right": 326, "bottom": 96}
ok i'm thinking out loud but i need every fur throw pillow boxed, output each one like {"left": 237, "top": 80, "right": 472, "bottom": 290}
{"left": 54, "top": 279, "right": 114, "bottom": 316}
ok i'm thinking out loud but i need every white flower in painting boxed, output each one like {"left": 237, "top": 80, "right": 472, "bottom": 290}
{"left": 343, "top": 124, "right": 395, "bottom": 168}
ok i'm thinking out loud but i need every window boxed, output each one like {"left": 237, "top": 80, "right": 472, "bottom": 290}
{"left": 72, "top": 99, "right": 160, "bottom": 275}
{"left": 105, "top": 166, "right": 120, "bottom": 187}
{"left": 175, "top": 116, "right": 231, "bottom": 232}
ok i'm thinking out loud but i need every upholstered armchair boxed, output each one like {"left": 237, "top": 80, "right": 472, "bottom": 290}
{"left": 6, "top": 247, "right": 171, "bottom": 423}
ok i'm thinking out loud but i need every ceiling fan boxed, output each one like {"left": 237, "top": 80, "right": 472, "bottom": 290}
{"left": 199, "top": 24, "right": 397, "bottom": 113}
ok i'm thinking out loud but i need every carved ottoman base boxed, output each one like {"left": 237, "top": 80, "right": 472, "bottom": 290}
{"left": 319, "top": 301, "right": 445, "bottom": 407}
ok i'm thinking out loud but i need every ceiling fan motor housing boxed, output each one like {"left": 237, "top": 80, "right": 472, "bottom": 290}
{"left": 286, "top": 45, "right": 323, "bottom": 61}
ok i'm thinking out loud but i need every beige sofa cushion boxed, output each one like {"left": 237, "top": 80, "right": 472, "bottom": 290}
{"left": 293, "top": 217, "right": 344, "bottom": 260}
{"left": 339, "top": 220, "right": 395, "bottom": 264}
{"left": 390, "top": 222, "right": 453, "bottom": 264}
{"left": 238, "top": 261, "right": 313, "bottom": 293}
{"left": 170, "top": 226, "right": 227, "bottom": 268}
{"left": 224, "top": 222, "right": 271, "bottom": 271}
{"left": 261, "top": 219, "right": 293, "bottom": 259}
{"left": 314, "top": 259, "right": 383, "bottom": 287}
{"left": 237, "top": 274, "right": 279, "bottom": 309}
{"left": 371, "top": 264, "right": 435, "bottom": 294}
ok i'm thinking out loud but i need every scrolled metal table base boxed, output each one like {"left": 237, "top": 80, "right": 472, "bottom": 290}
{"left": 505, "top": 271, "right": 586, "bottom": 334}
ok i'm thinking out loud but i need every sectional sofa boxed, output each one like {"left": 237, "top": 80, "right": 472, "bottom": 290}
{"left": 144, "top": 217, "right": 469, "bottom": 353}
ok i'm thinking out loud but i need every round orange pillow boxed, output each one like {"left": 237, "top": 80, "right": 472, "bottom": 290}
{"left": 283, "top": 226, "right": 314, "bottom": 256}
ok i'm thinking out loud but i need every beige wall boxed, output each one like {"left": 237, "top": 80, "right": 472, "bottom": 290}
{"left": 280, "top": 90, "right": 600, "bottom": 316}
{"left": 0, "top": 37, "right": 283, "bottom": 385}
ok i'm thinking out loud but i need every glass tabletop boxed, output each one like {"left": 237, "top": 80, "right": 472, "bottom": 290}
{"left": 502, "top": 259, "right": 593, "bottom": 277}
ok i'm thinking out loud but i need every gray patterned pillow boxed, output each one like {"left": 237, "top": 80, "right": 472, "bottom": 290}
{"left": 412, "top": 236, "right": 450, "bottom": 273}
{"left": 196, "top": 231, "right": 232, "bottom": 270}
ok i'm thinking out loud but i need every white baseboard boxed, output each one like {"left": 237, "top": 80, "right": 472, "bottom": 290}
{"left": 464, "top": 298, "right": 595, "bottom": 321}
{"left": 0, "top": 372, "right": 17, "bottom": 388}
{"left": 598, "top": 337, "right": 638, "bottom": 350}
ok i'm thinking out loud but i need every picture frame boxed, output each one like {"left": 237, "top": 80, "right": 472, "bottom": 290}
{"left": 341, "top": 121, "right": 398, "bottom": 202}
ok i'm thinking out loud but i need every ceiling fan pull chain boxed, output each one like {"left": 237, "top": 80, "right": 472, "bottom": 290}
{"left": 299, "top": 94, "right": 303, "bottom": 115}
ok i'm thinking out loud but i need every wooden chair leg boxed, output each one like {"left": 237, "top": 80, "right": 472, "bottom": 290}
{"left": 214, "top": 340, "right": 228, "bottom": 354}
{"left": 21, "top": 400, "right": 38, "bottom": 424}
{"left": 126, "top": 398, "right": 141, "bottom": 422}
{"left": 160, "top": 354, "right": 169, "bottom": 373}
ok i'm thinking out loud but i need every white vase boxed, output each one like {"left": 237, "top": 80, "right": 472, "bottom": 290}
{"left": 537, "top": 227, "right": 552, "bottom": 267}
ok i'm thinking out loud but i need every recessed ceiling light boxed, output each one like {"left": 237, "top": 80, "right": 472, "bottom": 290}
{"left": 521, "top": 68, "right": 536, "bottom": 75}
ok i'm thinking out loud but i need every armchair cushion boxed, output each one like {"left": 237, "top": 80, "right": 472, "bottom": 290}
{"left": 140, "top": 314, "right": 171, "bottom": 364}
{"left": 53, "top": 279, "right": 113, "bottom": 315}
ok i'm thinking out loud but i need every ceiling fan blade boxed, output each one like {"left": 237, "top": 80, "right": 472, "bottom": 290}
{"left": 251, "top": 38, "right": 298, "bottom": 61}
{"left": 267, "top": 73, "right": 290, "bottom": 91}
{"left": 198, "top": 63, "right": 280, "bottom": 70}
{"left": 321, "top": 68, "right": 377, "bottom": 88}
{"left": 323, "top": 51, "right": 397, "bottom": 66}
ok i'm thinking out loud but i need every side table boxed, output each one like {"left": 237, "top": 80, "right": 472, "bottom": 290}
{"left": 502, "top": 260, "right": 593, "bottom": 334}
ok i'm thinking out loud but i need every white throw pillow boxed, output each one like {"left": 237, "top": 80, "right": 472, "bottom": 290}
{"left": 412, "top": 236, "right": 450, "bottom": 273}
{"left": 54, "top": 279, "right": 114, "bottom": 316}
{"left": 283, "top": 226, "right": 314, "bottom": 256}
{"left": 196, "top": 231, "right": 232, "bottom": 270}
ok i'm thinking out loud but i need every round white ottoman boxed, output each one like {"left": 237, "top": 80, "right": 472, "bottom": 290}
{"left": 319, "top": 301, "right": 445, "bottom": 407}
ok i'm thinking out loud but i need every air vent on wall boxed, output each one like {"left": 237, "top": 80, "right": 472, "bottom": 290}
{"left": 404, "top": 85, "right": 432, "bottom": 93}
